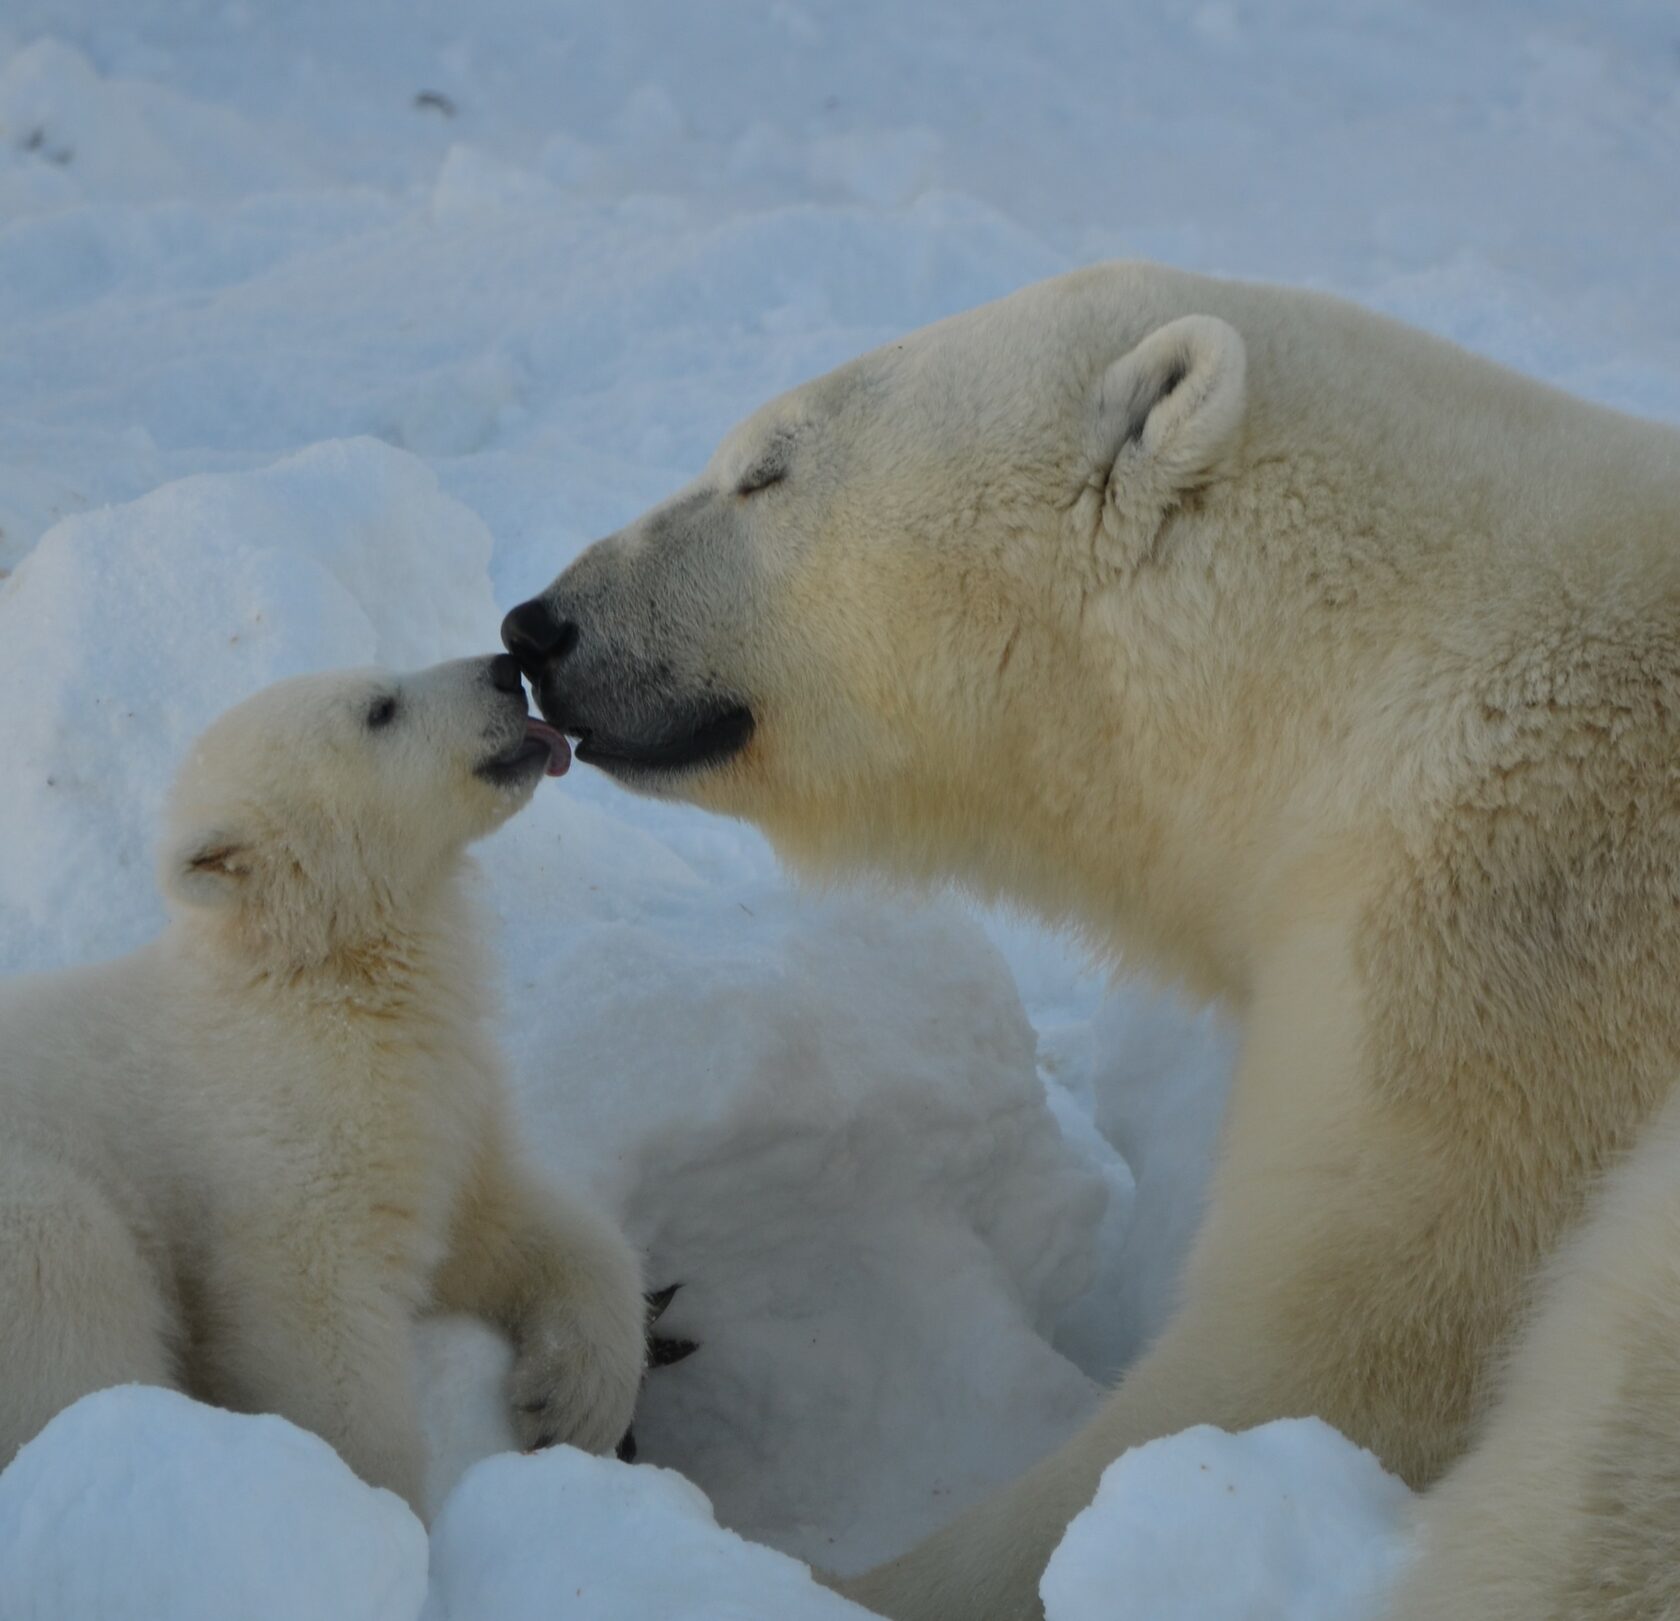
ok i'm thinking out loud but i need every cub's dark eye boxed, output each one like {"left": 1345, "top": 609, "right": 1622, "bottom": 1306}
{"left": 366, "top": 695, "right": 398, "bottom": 730}
{"left": 736, "top": 462, "right": 787, "bottom": 497}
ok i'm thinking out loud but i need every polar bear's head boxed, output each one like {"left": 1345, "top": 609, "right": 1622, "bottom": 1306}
{"left": 161, "top": 655, "right": 564, "bottom": 962}
{"left": 502, "top": 266, "right": 1251, "bottom": 891}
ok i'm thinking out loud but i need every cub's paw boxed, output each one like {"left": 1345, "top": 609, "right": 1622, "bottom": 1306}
{"left": 509, "top": 1273, "right": 647, "bottom": 1457}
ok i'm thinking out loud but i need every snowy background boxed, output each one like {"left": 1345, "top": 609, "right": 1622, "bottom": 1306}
{"left": 1, "top": 1, "right": 1676, "bottom": 1615}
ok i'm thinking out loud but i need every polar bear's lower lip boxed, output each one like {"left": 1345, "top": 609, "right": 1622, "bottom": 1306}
{"left": 571, "top": 705, "right": 754, "bottom": 776}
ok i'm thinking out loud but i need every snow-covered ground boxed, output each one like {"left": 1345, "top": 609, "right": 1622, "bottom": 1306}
{"left": 1, "top": 0, "right": 1675, "bottom": 1614}
{"left": 0, "top": 1390, "right": 1413, "bottom": 1621}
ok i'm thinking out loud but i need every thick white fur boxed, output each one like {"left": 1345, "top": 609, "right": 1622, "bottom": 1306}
{"left": 0, "top": 662, "right": 646, "bottom": 1511}
{"left": 543, "top": 263, "right": 1680, "bottom": 1618}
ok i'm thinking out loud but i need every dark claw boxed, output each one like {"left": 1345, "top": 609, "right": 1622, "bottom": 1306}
{"left": 644, "top": 1283, "right": 681, "bottom": 1325}
{"left": 649, "top": 1335, "right": 700, "bottom": 1369}
{"left": 531, "top": 1430, "right": 559, "bottom": 1451}
{"left": 616, "top": 1427, "right": 638, "bottom": 1463}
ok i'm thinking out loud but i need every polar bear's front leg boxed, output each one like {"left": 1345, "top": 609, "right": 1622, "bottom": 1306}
{"left": 838, "top": 923, "right": 1516, "bottom": 1621}
{"left": 433, "top": 1129, "right": 646, "bottom": 1457}
{"left": 1386, "top": 1085, "right": 1680, "bottom": 1621}
{"left": 203, "top": 1231, "right": 429, "bottom": 1511}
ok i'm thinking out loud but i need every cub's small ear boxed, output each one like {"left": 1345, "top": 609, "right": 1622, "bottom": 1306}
{"left": 163, "top": 826, "right": 256, "bottom": 910}
{"left": 1084, "top": 314, "right": 1247, "bottom": 553}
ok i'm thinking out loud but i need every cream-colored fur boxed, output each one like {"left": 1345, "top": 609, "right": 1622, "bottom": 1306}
{"left": 508, "top": 261, "right": 1680, "bottom": 1618}
{"left": 0, "top": 660, "right": 646, "bottom": 1512}
{"left": 1392, "top": 1080, "right": 1680, "bottom": 1620}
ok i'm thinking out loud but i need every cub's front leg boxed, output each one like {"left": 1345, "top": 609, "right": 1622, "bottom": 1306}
{"left": 434, "top": 1127, "right": 646, "bottom": 1456}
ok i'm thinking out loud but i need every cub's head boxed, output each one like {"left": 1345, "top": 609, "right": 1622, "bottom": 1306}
{"left": 501, "top": 266, "right": 1248, "bottom": 878}
{"left": 161, "top": 655, "right": 566, "bottom": 961}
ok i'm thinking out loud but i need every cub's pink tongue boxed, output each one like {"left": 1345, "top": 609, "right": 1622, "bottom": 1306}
{"left": 525, "top": 718, "right": 572, "bottom": 778}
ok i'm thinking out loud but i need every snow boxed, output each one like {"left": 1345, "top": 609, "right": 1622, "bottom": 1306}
{"left": 0, "top": 1387, "right": 427, "bottom": 1621}
{"left": 474, "top": 883, "right": 1106, "bottom": 1572}
{"left": 0, "top": 1393, "right": 1418, "bottom": 1621}
{"left": 0, "top": 0, "right": 1674, "bottom": 1613}
{"left": 424, "top": 1445, "right": 875, "bottom": 1621}
{"left": 0, "top": 439, "right": 496, "bottom": 971}
{"left": 409, "top": 867, "right": 1115, "bottom": 1573}
{"left": 1041, "top": 1422, "right": 1415, "bottom": 1621}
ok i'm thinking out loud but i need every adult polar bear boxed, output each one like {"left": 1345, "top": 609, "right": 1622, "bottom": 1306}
{"left": 502, "top": 263, "right": 1680, "bottom": 1619}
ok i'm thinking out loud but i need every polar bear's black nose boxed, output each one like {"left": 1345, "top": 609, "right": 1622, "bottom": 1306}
{"left": 488, "top": 653, "right": 524, "bottom": 695}
{"left": 501, "top": 599, "right": 579, "bottom": 677}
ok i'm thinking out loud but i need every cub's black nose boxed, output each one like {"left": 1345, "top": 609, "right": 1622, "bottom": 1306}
{"left": 501, "top": 599, "right": 578, "bottom": 674}
{"left": 488, "top": 653, "right": 524, "bottom": 694}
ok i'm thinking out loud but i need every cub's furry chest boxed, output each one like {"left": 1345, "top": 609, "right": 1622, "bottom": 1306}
{"left": 287, "top": 1011, "right": 491, "bottom": 1285}
{"left": 182, "top": 977, "right": 498, "bottom": 1298}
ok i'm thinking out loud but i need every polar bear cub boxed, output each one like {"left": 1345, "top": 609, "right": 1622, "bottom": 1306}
{"left": 0, "top": 655, "right": 647, "bottom": 1511}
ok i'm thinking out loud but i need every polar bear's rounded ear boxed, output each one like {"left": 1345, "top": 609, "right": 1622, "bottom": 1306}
{"left": 1085, "top": 315, "right": 1247, "bottom": 555}
{"left": 164, "top": 825, "right": 256, "bottom": 910}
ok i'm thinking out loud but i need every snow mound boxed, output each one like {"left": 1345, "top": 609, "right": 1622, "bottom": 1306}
{"left": 424, "top": 1446, "right": 874, "bottom": 1621}
{"left": 1051, "top": 987, "right": 1236, "bottom": 1380}
{"left": 0, "top": 1387, "right": 427, "bottom": 1621}
{"left": 1041, "top": 1420, "right": 1415, "bottom": 1621}
{"left": 0, "top": 439, "right": 496, "bottom": 974}
{"left": 424, "top": 869, "right": 1111, "bottom": 1573}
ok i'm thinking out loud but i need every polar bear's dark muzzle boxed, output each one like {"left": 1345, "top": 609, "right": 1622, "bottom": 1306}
{"left": 567, "top": 702, "right": 755, "bottom": 778}
{"left": 500, "top": 592, "right": 754, "bottom": 784}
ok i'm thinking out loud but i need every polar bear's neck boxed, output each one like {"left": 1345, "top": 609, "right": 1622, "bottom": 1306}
{"left": 763, "top": 392, "right": 1680, "bottom": 1006}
